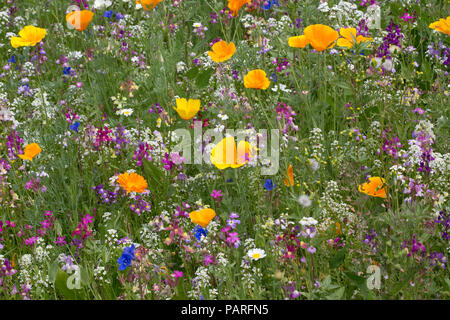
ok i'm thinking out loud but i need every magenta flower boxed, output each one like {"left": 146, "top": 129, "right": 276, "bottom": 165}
{"left": 55, "top": 236, "right": 67, "bottom": 246}
{"left": 401, "top": 11, "right": 413, "bottom": 22}
{"left": 41, "top": 220, "right": 50, "bottom": 229}
{"left": 210, "top": 189, "right": 222, "bottom": 199}
{"left": 172, "top": 270, "right": 183, "bottom": 278}
{"left": 204, "top": 255, "right": 214, "bottom": 266}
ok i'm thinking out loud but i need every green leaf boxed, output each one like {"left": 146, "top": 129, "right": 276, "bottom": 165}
{"left": 48, "top": 260, "right": 59, "bottom": 283}
{"left": 54, "top": 269, "right": 81, "bottom": 300}
{"left": 173, "top": 279, "right": 187, "bottom": 300}
{"left": 326, "top": 287, "right": 345, "bottom": 300}
{"left": 196, "top": 68, "right": 214, "bottom": 88}
{"left": 186, "top": 67, "right": 199, "bottom": 79}
{"left": 329, "top": 247, "right": 347, "bottom": 269}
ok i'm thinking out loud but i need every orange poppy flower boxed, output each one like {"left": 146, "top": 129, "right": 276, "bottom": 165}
{"left": 18, "top": 143, "right": 42, "bottom": 161}
{"left": 243, "top": 69, "right": 271, "bottom": 90}
{"left": 288, "top": 35, "right": 310, "bottom": 48}
{"left": 303, "top": 24, "right": 339, "bottom": 51}
{"left": 210, "top": 136, "right": 256, "bottom": 170}
{"left": 10, "top": 26, "right": 47, "bottom": 48}
{"left": 227, "top": 0, "right": 251, "bottom": 17}
{"left": 117, "top": 172, "right": 148, "bottom": 194}
{"left": 66, "top": 10, "right": 94, "bottom": 31}
{"left": 358, "top": 177, "right": 387, "bottom": 198}
{"left": 429, "top": 16, "right": 450, "bottom": 35}
{"left": 136, "top": 0, "right": 163, "bottom": 11}
{"left": 189, "top": 208, "right": 216, "bottom": 228}
{"left": 208, "top": 40, "right": 236, "bottom": 63}
{"left": 337, "top": 27, "right": 373, "bottom": 48}
{"left": 283, "top": 164, "right": 294, "bottom": 187}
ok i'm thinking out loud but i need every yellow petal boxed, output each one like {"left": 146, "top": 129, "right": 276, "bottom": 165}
{"left": 288, "top": 35, "right": 310, "bottom": 48}
{"left": 210, "top": 136, "right": 237, "bottom": 170}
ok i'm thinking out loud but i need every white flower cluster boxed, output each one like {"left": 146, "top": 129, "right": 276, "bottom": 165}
{"left": 93, "top": 265, "right": 109, "bottom": 283}
{"left": 309, "top": 128, "right": 325, "bottom": 160}
{"left": 106, "top": 229, "right": 119, "bottom": 246}
{"left": 240, "top": 259, "right": 262, "bottom": 291}
{"left": 299, "top": 216, "right": 318, "bottom": 227}
{"left": 139, "top": 224, "right": 160, "bottom": 248}
{"left": 188, "top": 266, "right": 211, "bottom": 299}
{"left": 325, "top": 1, "right": 370, "bottom": 29}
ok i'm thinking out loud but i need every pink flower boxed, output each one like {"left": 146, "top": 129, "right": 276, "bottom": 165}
{"left": 204, "top": 255, "right": 214, "bottom": 266}
{"left": 41, "top": 220, "right": 50, "bottom": 229}
{"left": 210, "top": 189, "right": 222, "bottom": 199}
{"left": 82, "top": 214, "right": 94, "bottom": 225}
{"left": 55, "top": 236, "right": 67, "bottom": 246}
{"left": 401, "top": 12, "right": 413, "bottom": 22}
{"left": 172, "top": 270, "right": 183, "bottom": 278}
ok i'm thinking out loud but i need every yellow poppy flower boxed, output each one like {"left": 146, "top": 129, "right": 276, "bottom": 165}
{"left": 173, "top": 98, "right": 200, "bottom": 120}
{"left": 429, "top": 16, "right": 450, "bottom": 35}
{"left": 337, "top": 27, "right": 373, "bottom": 48}
{"left": 66, "top": 10, "right": 94, "bottom": 32}
{"left": 11, "top": 26, "right": 47, "bottom": 48}
{"left": 189, "top": 208, "right": 216, "bottom": 228}
{"left": 303, "top": 24, "right": 339, "bottom": 51}
{"left": 18, "top": 143, "right": 42, "bottom": 161}
{"left": 358, "top": 177, "right": 387, "bottom": 198}
{"left": 208, "top": 40, "right": 236, "bottom": 63}
{"left": 288, "top": 35, "right": 310, "bottom": 48}
{"left": 210, "top": 136, "right": 256, "bottom": 170}
{"left": 227, "top": 0, "right": 251, "bottom": 17}
{"left": 117, "top": 172, "right": 148, "bottom": 194}
{"left": 243, "top": 69, "right": 271, "bottom": 90}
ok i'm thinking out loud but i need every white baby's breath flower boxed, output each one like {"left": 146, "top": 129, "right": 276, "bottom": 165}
{"left": 300, "top": 216, "right": 318, "bottom": 227}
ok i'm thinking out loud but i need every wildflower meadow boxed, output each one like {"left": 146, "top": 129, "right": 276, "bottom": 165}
{"left": 0, "top": 0, "right": 449, "bottom": 301}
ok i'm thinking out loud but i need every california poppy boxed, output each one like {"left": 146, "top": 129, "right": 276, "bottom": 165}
{"left": 283, "top": 164, "right": 294, "bottom": 186}
{"left": 173, "top": 98, "right": 200, "bottom": 120}
{"left": 244, "top": 69, "right": 271, "bottom": 90}
{"left": 10, "top": 26, "right": 46, "bottom": 48}
{"left": 117, "top": 172, "right": 148, "bottom": 194}
{"left": 66, "top": 10, "right": 94, "bottom": 31}
{"left": 210, "top": 136, "right": 256, "bottom": 170}
{"left": 189, "top": 208, "right": 216, "bottom": 228}
{"left": 429, "top": 16, "right": 450, "bottom": 35}
{"left": 288, "top": 35, "right": 310, "bottom": 48}
{"left": 136, "top": 0, "right": 163, "bottom": 11}
{"left": 208, "top": 40, "right": 236, "bottom": 63}
{"left": 358, "top": 177, "right": 387, "bottom": 198}
{"left": 227, "top": 0, "right": 251, "bottom": 17}
{"left": 18, "top": 143, "right": 42, "bottom": 161}
{"left": 337, "top": 27, "right": 372, "bottom": 48}
{"left": 303, "top": 24, "right": 339, "bottom": 51}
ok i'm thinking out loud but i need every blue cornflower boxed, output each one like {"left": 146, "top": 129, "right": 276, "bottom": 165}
{"left": 262, "top": 0, "right": 279, "bottom": 10}
{"left": 117, "top": 244, "right": 135, "bottom": 271}
{"left": 194, "top": 225, "right": 208, "bottom": 241}
{"left": 116, "top": 13, "right": 124, "bottom": 21}
{"left": 104, "top": 10, "right": 113, "bottom": 19}
{"left": 63, "top": 67, "right": 71, "bottom": 75}
{"left": 269, "top": 72, "right": 278, "bottom": 83}
{"left": 226, "top": 178, "right": 233, "bottom": 183}
{"left": 8, "top": 55, "right": 16, "bottom": 64}
{"left": 69, "top": 121, "right": 80, "bottom": 132}
{"left": 264, "top": 179, "right": 276, "bottom": 191}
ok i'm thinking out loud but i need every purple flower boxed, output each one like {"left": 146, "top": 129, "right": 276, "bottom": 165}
{"left": 307, "top": 246, "right": 316, "bottom": 254}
